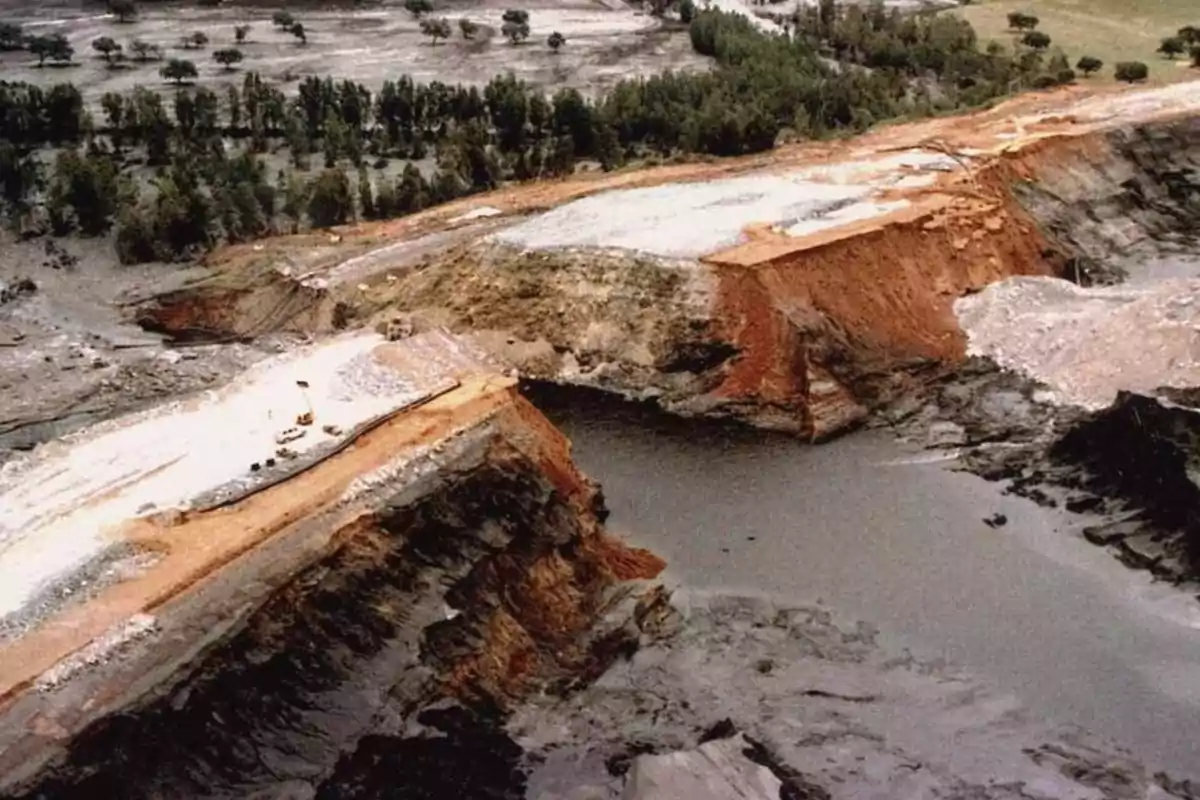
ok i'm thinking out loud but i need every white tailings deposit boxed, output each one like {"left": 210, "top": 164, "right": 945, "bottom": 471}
{"left": 0, "top": 332, "right": 466, "bottom": 620}
{"left": 955, "top": 276, "right": 1200, "bottom": 408}
{"left": 491, "top": 150, "right": 959, "bottom": 258}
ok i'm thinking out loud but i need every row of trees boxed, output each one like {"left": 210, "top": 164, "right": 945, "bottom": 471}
{"left": 25, "top": 139, "right": 555, "bottom": 264}
{"left": 0, "top": 6, "right": 1070, "bottom": 263}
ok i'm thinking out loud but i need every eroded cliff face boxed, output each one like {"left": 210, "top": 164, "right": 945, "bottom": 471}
{"left": 13, "top": 438, "right": 662, "bottom": 799}
{"left": 1011, "top": 116, "right": 1200, "bottom": 284}
{"left": 0, "top": 340, "right": 664, "bottom": 799}
{"left": 134, "top": 83, "right": 1200, "bottom": 440}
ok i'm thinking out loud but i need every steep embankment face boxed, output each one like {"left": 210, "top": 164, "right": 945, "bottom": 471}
{"left": 0, "top": 333, "right": 665, "bottom": 797}
{"left": 1010, "top": 115, "right": 1200, "bottom": 284}
{"left": 938, "top": 113, "right": 1200, "bottom": 584}
{"left": 136, "top": 81, "right": 1200, "bottom": 439}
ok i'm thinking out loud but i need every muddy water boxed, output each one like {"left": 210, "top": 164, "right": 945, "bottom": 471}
{"left": 534, "top": 392, "right": 1200, "bottom": 781}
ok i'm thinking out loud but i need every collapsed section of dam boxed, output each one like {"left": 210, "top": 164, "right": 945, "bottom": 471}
{"left": 9, "top": 79, "right": 1200, "bottom": 798}
{"left": 136, "top": 81, "right": 1200, "bottom": 440}
{"left": 0, "top": 331, "right": 665, "bottom": 797}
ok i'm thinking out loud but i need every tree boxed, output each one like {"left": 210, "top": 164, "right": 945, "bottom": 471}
{"left": 272, "top": 11, "right": 295, "bottom": 30}
{"left": 226, "top": 84, "right": 242, "bottom": 129}
{"left": 1021, "top": 31, "right": 1050, "bottom": 50}
{"left": 213, "top": 47, "right": 243, "bottom": 70}
{"left": 235, "top": 24, "right": 250, "bottom": 43}
{"left": 0, "top": 141, "right": 42, "bottom": 213}
{"left": 149, "top": 165, "right": 213, "bottom": 259}
{"left": 1158, "top": 36, "right": 1186, "bottom": 59}
{"left": 547, "top": 31, "right": 565, "bottom": 52}
{"left": 1178, "top": 25, "right": 1200, "bottom": 45}
{"left": 1191, "top": 45, "right": 1200, "bottom": 68}
{"left": 129, "top": 39, "right": 161, "bottom": 61}
{"left": 1114, "top": 61, "right": 1149, "bottom": 83}
{"left": 101, "top": 91, "right": 125, "bottom": 131}
{"left": 290, "top": 22, "right": 307, "bottom": 45}
{"left": 679, "top": 0, "right": 696, "bottom": 24}
{"left": 181, "top": 31, "right": 209, "bottom": 49}
{"left": 459, "top": 17, "right": 478, "bottom": 39}
{"left": 395, "top": 162, "right": 428, "bottom": 214}
{"left": 420, "top": 17, "right": 451, "bottom": 44}
{"left": 501, "top": 12, "right": 530, "bottom": 45}
{"left": 110, "top": 0, "right": 137, "bottom": 23}
{"left": 1076, "top": 55, "right": 1103, "bottom": 76}
{"left": 1006, "top": 12, "right": 1038, "bottom": 31}
{"left": 502, "top": 9, "right": 529, "bottom": 26}
{"left": 28, "top": 34, "right": 73, "bottom": 66}
{"left": 0, "top": 22, "right": 24, "bottom": 51}
{"left": 161, "top": 57, "right": 198, "bottom": 85}
{"left": 307, "top": 167, "right": 354, "bottom": 228}
{"left": 46, "top": 149, "right": 119, "bottom": 236}
{"left": 92, "top": 36, "right": 122, "bottom": 62}
{"left": 405, "top": 0, "right": 434, "bottom": 17}
{"left": 357, "top": 166, "right": 376, "bottom": 219}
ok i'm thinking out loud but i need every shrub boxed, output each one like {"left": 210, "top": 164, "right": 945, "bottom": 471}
{"left": 404, "top": 0, "right": 433, "bottom": 17}
{"left": 160, "top": 58, "right": 198, "bottom": 84}
{"left": 0, "top": 22, "right": 25, "bottom": 51}
{"left": 214, "top": 47, "right": 244, "bottom": 69}
{"left": 1076, "top": 55, "right": 1102, "bottom": 76}
{"left": 1158, "top": 36, "right": 1186, "bottom": 58}
{"left": 92, "top": 36, "right": 122, "bottom": 62}
{"left": 110, "top": 0, "right": 137, "bottom": 23}
{"left": 1114, "top": 61, "right": 1149, "bottom": 82}
{"left": 1006, "top": 12, "right": 1038, "bottom": 31}
{"left": 1021, "top": 31, "right": 1050, "bottom": 49}
{"left": 307, "top": 167, "right": 354, "bottom": 227}
{"left": 420, "top": 17, "right": 451, "bottom": 44}
{"left": 181, "top": 31, "right": 209, "bottom": 49}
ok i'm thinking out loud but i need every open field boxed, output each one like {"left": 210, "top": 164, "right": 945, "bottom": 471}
{"left": 952, "top": 0, "right": 1200, "bottom": 82}
{"left": 0, "top": 0, "right": 709, "bottom": 101}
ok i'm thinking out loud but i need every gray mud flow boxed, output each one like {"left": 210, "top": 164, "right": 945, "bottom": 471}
{"left": 530, "top": 387, "right": 1200, "bottom": 781}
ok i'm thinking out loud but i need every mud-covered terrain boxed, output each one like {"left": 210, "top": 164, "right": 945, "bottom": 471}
{"left": 892, "top": 362, "right": 1200, "bottom": 589}
{"left": 0, "top": 0, "right": 708, "bottom": 102}
{"left": 0, "top": 234, "right": 289, "bottom": 462}
{"left": 516, "top": 592, "right": 1199, "bottom": 800}
{"left": 890, "top": 114, "right": 1200, "bottom": 586}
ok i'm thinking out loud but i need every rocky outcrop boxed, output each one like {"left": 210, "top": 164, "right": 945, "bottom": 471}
{"left": 1050, "top": 391, "right": 1200, "bottom": 579}
{"left": 0, "top": 334, "right": 664, "bottom": 798}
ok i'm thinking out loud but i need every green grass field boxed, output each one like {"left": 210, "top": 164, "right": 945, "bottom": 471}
{"left": 950, "top": 0, "right": 1200, "bottom": 82}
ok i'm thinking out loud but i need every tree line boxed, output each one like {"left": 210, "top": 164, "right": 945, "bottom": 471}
{"left": 1, "top": 4, "right": 1061, "bottom": 264}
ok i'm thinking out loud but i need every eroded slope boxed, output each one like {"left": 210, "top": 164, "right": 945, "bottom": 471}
{"left": 0, "top": 331, "right": 663, "bottom": 796}
{"left": 136, "top": 80, "right": 1200, "bottom": 438}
